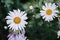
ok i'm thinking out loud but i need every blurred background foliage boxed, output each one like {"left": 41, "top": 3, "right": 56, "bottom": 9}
{"left": 0, "top": 0, "right": 60, "bottom": 40}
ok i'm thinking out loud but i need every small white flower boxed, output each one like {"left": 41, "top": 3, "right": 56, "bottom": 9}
{"left": 5, "top": 9, "right": 28, "bottom": 31}
{"left": 40, "top": 3, "right": 59, "bottom": 22}
{"left": 4, "top": 26, "right": 8, "bottom": 29}
{"left": 57, "top": 30, "right": 60, "bottom": 38}
{"left": 29, "top": 6, "right": 34, "bottom": 9}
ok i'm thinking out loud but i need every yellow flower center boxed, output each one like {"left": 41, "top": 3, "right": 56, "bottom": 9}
{"left": 14, "top": 17, "right": 21, "bottom": 24}
{"left": 46, "top": 9, "right": 52, "bottom": 15}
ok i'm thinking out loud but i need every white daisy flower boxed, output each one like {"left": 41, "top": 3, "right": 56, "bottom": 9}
{"left": 40, "top": 3, "right": 59, "bottom": 22}
{"left": 29, "top": 5, "right": 34, "bottom": 10}
{"left": 5, "top": 9, "right": 28, "bottom": 31}
{"left": 8, "top": 29, "right": 27, "bottom": 40}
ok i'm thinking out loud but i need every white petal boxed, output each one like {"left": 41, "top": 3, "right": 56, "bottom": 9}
{"left": 51, "top": 3, "right": 57, "bottom": 10}
{"left": 20, "top": 11, "right": 26, "bottom": 16}
{"left": 42, "top": 6, "right": 46, "bottom": 10}
{"left": 9, "top": 11, "right": 15, "bottom": 17}
{"left": 18, "top": 24, "right": 22, "bottom": 30}
{"left": 45, "top": 3, "right": 48, "bottom": 7}
{"left": 54, "top": 10, "right": 59, "bottom": 13}
{"left": 48, "top": 3, "right": 51, "bottom": 7}
{"left": 7, "top": 20, "right": 13, "bottom": 24}
{"left": 8, "top": 23, "right": 14, "bottom": 29}
{"left": 22, "top": 17, "right": 28, "bottom": 20}
{"left": 42, "top": 15, "right": 47, "bottom": 19}
{"left": 5, "top": 16, "right": 12, "bottom": 19}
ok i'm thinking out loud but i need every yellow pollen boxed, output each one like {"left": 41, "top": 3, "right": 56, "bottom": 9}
{"left": 14, "top": 17, "right": 21, "bottom": 24}
{"left": 46, "top": 9, "right": 52, "bottom": 15}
